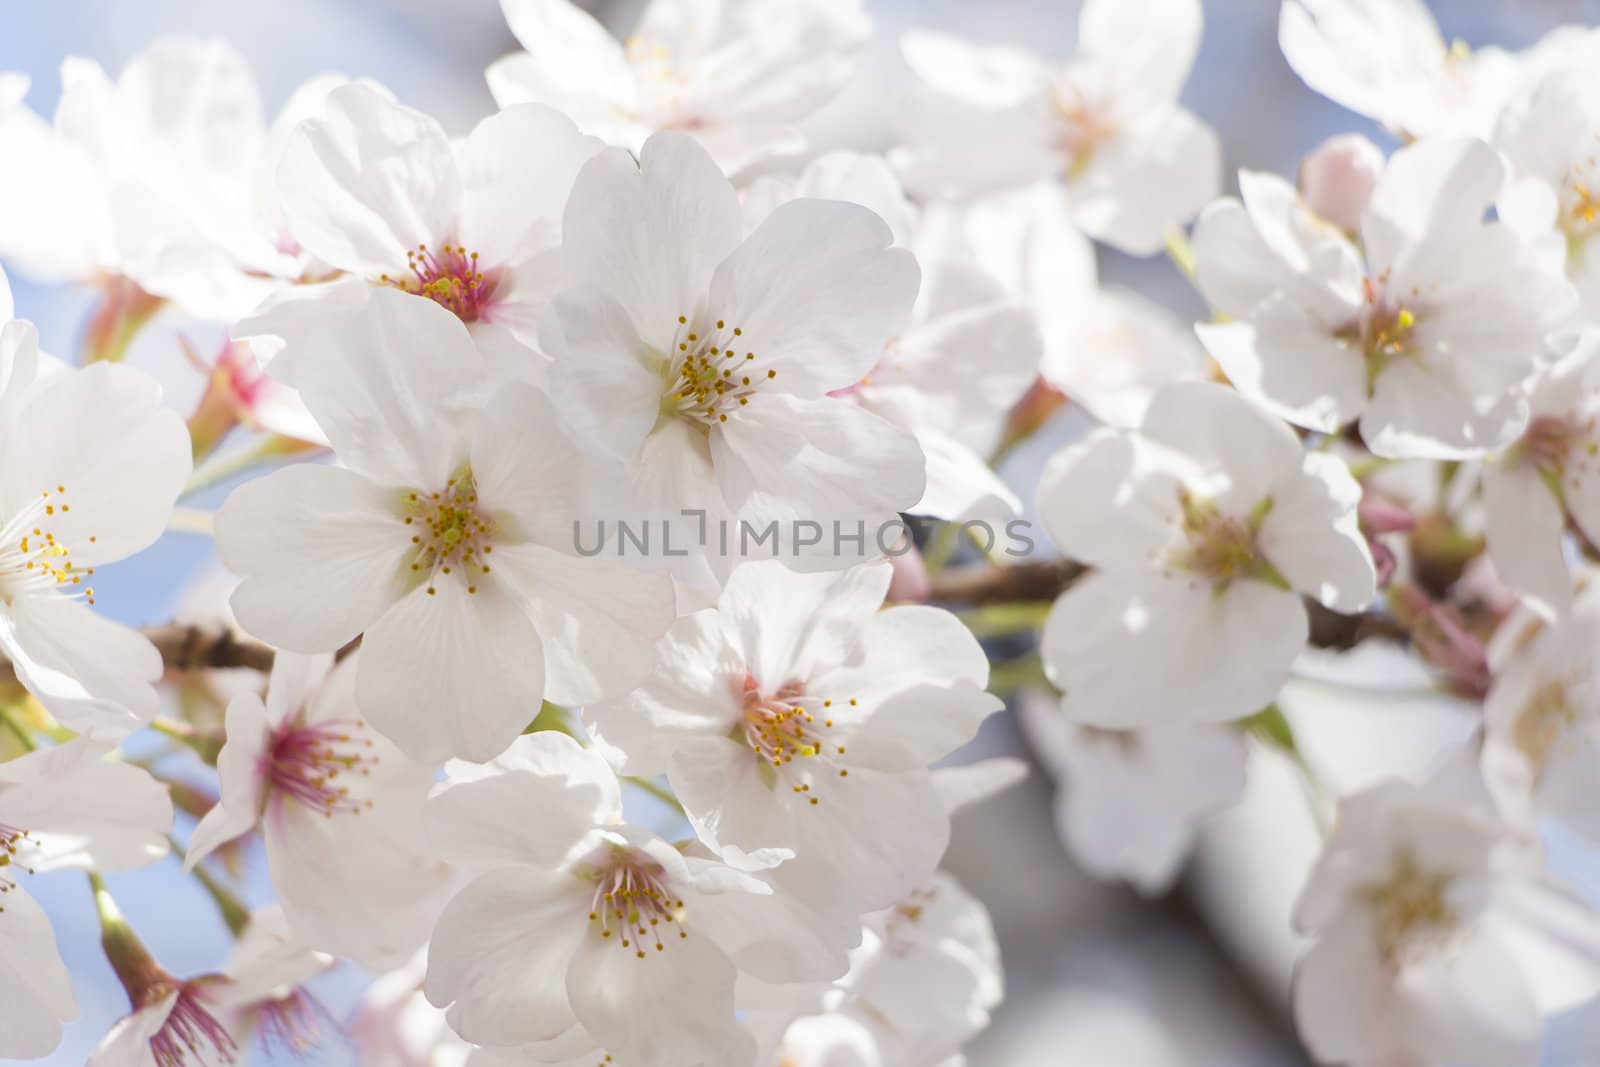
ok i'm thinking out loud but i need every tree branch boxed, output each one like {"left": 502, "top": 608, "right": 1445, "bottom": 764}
{"left": 0, "top": 622, "right": 276, "bottom": 687}
{"left": 927, "top": 560, "right": 1411, "bottom": 651}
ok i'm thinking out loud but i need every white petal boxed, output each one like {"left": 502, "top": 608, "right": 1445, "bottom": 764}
{"left": 565, "top": 897, "right": 744, "bottom": 1067}
{"left": 1257, "top": 451, "right": 1376, "bottom": 612}
{"left": 0, "top": 736, "right": 171, "bottom": 872}
{"left": 718, "top": 560, "right": 888, "bottom": 688}
{"left": 0, "top": 886, "right": 75, "bottom": 1059}
{"left": 707, "top": 199, "right": 920, "bottom": 396}
{"left": 489, "top": 0, "right": 635, "bottom": 119}
{"left": 268, "top": 289, "right": 484, "bottom": 489}
{"left": 278, "top": 82, "right": 459, "bottom": 275}
{"left": 184, "top": 692, "right": 271, "bottom": 868}
{"left": 426, "top": 866, "right": 586, "bottom": 1047}
{"left": 1483, "top": 461, "right": 1571, "bottom": 619}
{"left": 357, "top": 578, "right": 547, "bottom": 763}
{"left": 456, "top": 104, "right": 602, "bottom": 269}
{"left": 1035, "top": 427, "right": 1184, "bottom": 572}
{"left": 265, "top": 803, "right": 445, "bottom": 971}
{"left": 562, "top": 134, "right": 743, "bottom": 353}
{"left": 2, "top": 361, "right": 191, "bottom": 567}
{"left": 0, "top": 596, "right": 162, "bottom": 733}
{"left": 542, "top": 284, "right": 666, "bottom": 463}
{"left": 1141, "top": 380, "right": 1305, "bottom": 512}
{"left": 425, "top": 732, "right": 618, "bottom": 869}
{"left": 489, "top": 542, "right": 675, "bottom": 707}
{"left": 218, "top": 463, "right": 414, "bottom": 653}
{"left": 1069, "top": 106, "right": 1220, "bottom": 256}
{"left": 712, "top": 393, "right": 926, "bottom": 529}
{"left": 1041, "top": 570, "right": 1308, "bottom": 726}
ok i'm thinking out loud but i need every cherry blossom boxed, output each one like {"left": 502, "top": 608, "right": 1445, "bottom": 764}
{"left": 1481, "top": 593, "right": 1600, "bottom": 843}
{"left": 0, "top": 738, "right": 172, "bottom": 1059}
{"left": 922, "top": 184, "right": 1202, "bottom": 429}
{"left": 1495, "top": 65, "right": 1600, "bottom": 321}
{"left": 241, "top": 82, "right": 604, "bottom": 383}
{"left": 1037, "top": 381, "right": 1376, "bottom": 726}
{"left": 1017, "top": 690, "right": 1248, "bottom": 895}
{"left": 0, "top": 291, "right": 192, "bottom": 732}
{"left": 1193, "top": 136, "right": 1576, "bottom": 458}
{"left": 543, "top": 132, "right": 925, "bottom": 574}
{"left": 487, "top": 0, "right": 870, "bottom": 174}
{"left": 894, "top": 0, "right": 1221, "bottom": 255}
{"left": 742, "top": 152, "right": 1041, "bottom": 521}
{"left": 1482, "top": 332, "right": 1600, "bottom": 618}
{"left": 588, "top": 560, "right": 1000, "bottom": 925}
{"left": 183, "top": 652, "right": 452, "bottom": 968}
{"left": 216, "top": 291, "right": 676, "bottom": 762}
{"left": 1292, "top": 756, "right": 1600, "bottom": 1067}
{"left": 1279, "top": 0, "right": 1598, "bottom": 141}
{"left": 0, "top": 38, "right": 343, "bottom": 321}
{"left": 422, "top": 731, "right": 840, "bottom": 1067}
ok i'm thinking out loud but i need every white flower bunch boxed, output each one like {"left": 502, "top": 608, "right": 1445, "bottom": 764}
{"left": 0, "top": 2, "right": 1599, "bottom": 1065}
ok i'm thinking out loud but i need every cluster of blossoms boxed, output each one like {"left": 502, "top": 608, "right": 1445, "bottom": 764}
{"left": 1, "top": 1, "right": 1600, "bottom": 1065}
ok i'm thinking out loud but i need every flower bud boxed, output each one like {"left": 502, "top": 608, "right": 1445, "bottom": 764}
{"left": 1298, "top": 134, "right": 1385, "bottom": 233}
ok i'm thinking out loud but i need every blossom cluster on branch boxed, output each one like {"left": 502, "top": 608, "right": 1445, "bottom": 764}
{"left": 1, "top": 1, "right": 1599, "bottom": 1065}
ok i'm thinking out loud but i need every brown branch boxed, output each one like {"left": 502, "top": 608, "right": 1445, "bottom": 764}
{"left": 0, "top": 623, "right": 276, "bottom": 687}
{"left": 928, "top": 560, "right": 1411, "bottom": 651}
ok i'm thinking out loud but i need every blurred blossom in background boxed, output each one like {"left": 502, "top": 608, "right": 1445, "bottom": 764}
{"left": 5, "top": 1, "right": 1600, "bottom": 1064}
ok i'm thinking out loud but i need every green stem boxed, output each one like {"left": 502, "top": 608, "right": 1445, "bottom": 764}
{"left": 623, "top": 775, "right": 687, "bottom": 817}
{"left": 168, "top": 835, "right": 250, "bottom": 938}
{"left": 1165, "top": 229, "right": 1198, "bottom": 286}
{"left": 0, "top": 706, "right": 38, "bottom": 752}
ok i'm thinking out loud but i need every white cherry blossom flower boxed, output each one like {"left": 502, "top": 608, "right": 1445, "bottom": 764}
{"left": 587, "top": 560, "right": 1002, "bottom": 925}
{"left": 217, "top": 291, "right": 676, "bottom": 762}
{"left": 1279, "top": 0, "right": 1599, "bottom": 142}
{"left": 487, "top": 0, "right": 870, "bottom": 175}
{"left": 0, "top": 293, "right": 192, "bottom": 732}
{"left": 893, "top": 0, "right": 1221, "bottom": 255}
{"left": 1017, "top": 690, "right": 1247, "bottom": 895}
{"left": 1481, "top": 594, "right": 1600, "bottom": 843}
{"left": 1495, "top": 66, "right": 1600, "bottom": 321}
{"left": 0, "top": 38, "right": 342, "bottom": 320}
{"left": 184, "top": 652, "right": 452, "bottom": 969}
{"left": 1291, "top": 757, "right": 1600, "bottom": 1067}
{"left": 754, "top": 872, "right": 1002, "bottom": 1067}
{"left": 0, "top": 738, "right": 174, "bottom": 1059}
{"left": 1482, "top": 332, "right": 1600, "bottom": 618}
{"left": 1037, "top": 381, "right": 1376, "bottom": 727}
{"left": 543, "top": 133, "right": 925, "bottom": 574}
{"left": 1193, "top": 137, "right": 1576, "bottom": 458}
{"left": 422, "top": 731, "right": 839, "bottom": 1067}
{"left": 349, "top": 950, "right": 471, "bottom": 1067}
{"left": 922, "top": 184, "right": 1201, "bottom": 429}
{"left": 742, "top": 152, "right": 1041, "bottom": 521}
{"left": 241, "top": 82, "right": 604, "bottom": 384}
{"left": 215, "top": 907, "right": 335, "bottom": 1058}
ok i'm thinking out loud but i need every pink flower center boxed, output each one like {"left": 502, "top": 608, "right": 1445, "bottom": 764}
{"left": 738, "top": 676, "right": 854, "bottom": 804}
{"left": 1522, "top": 413, "right": 1597, "bottom": 476}
{"left": 580, "top": 847, "right": 687, "bottom": 960}
{"left": 381, "top": 244, "right": 499, "bottom": 324}
{"left": 147, "top": 981, "right": 238, "bottom": 1067}
{"left": 251, "top": 988, "right": 328, "bottom": 1056}
{"left": 264, "top": 719, "right": 377, "bottom": 818}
